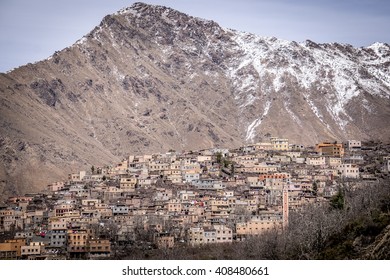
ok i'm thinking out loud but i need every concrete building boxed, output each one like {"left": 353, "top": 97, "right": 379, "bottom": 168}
{"left": 316, "top": 142, "right": 344, "bottom": 157}
{"left": 188, "top": 227, "right": 204, "bottom": 246}
{"left": 343, "top": 140, "right": 361, "bottom": 151}
{"left": 213, "top": 224, "right": 233, "bottom": 243}
{"left": 236, "top": 216, "right": 283, "bottom": 239}
{"left": 67, "top": 228, "right": 91, "bottom": 258}
{"left": 21, "top": 242, "right": 45, "bottom": 259}
{"left": 156, "top": 234, "right": 175, "bottom": 249}
{"left": 49, "top": 219, "right": 68, "bottom": 248}
{"left": 0, "top": 239, "right": 26, "bottom": 259}
{"left": 270, "top": 137, "right": 289, "bottom": 151}
{"left": 88, "top": 239, "right": 111, "bottom": 259}
{"left": 337, "top": 163, "right": 360, "bottom": 179}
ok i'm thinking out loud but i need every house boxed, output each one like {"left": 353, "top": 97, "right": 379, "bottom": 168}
{"left": 326, "top": 157, "right": 342, "bottom": 167}
{"left": 114, "top": 160, "right": 128, "bottom": 173}
{"left": 184, "top": 171, "right": 200, "bottom": 183}
{"left": 67, "top": 228, "right": 91, "bottom": 258}
{"left": 155, "top": 234, "right": 175, "bottom": 249}
{"left": 188, "top": 227, "right": 205, "bottom": 246}
{"left": 120, "top": 177, "right": 137, "bottom": 191}
{"left": 236, "top": 214, "right": 283, "bottom": 240}
{"left": 54, "top": 203, "right": 74, "bottom": 217}
{"left": 21, "top": 242, "right": 45, "bottom": 259}
{"left": 236, "top": 163, "right": 278, "bottom": 174}
{"left": 69, "top": 184, "right": 89, "bottom": 198}
{"left": 315, "top": 142, "right": 344, "bottom": 157}
{"left": 191, "top": 179, "right": 223, "bottom": 190}
{"left": 270, "top": 137, "right": 289, "bottom": 151}
{"left": 187, "top": 224, "right": 232, "bottom": 246}
{"left": 283, "top": 151, "right": 302, "bottom": 159}
{"left": 112, "top": 205, "right": 129, "bottom": 216}
{"left": 0, "top": 209, "right": 15, "bottom": 232}
{"left": 14, "top": 231, "right": 33, "bottom": 242}
{"left": 49, "top": 219, "right": 68, "bottom": 248}
{"left": 246, "top": 176, "right": 263, "bottom": 187}
{"left": 306, "top": 156, "right": 326, "bottom": 166}
{"left": 47, "top": 181, "right": 65, "bottom": 192}
{"left": 209, "top": 199, "right": 230, "bottom": 218}
{"left": 213, "top": 224, "right": 233, "bottom": 243}
{"left": 179, "top": 190, "right": 196, "bottom": 201}
{"left": 254, "top": 142, "right": 274, "bottom": 151}
{"left": 197, "top": 155, "right": 212, "bottom": 164}
{"left": 167, "top": 199, "right": 182, "bottom": 214}
{"left": 290, "top": 144, "right": 305, "bottom": 151}
{"left": 166, "top": 172, "right": 183, "bottom": 184}
{"left": 88, "top": 238, "right": 111, "bottom": 259}
{"left": 0, "top": 239, "right": 26, "bottom": 259}
{"left": 153, "top": 188, "right": 173, "bottom": 201}
{"left": 343, "top": 140, "right": 361, "bottom": 151}
{"left": 203, "top": 227, "right": 216, "bottom": 244}
{"left": 68, "top": 171, "right": 89, "bottom": 182}
{"left": 337, "top": 164, "right": 360, "bottom": 179}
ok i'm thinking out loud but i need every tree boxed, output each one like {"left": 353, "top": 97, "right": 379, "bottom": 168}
{"left": 223, "top": 159, "right": 230, "bottom": 168}
{"left": 215, "top": 152, "right": 222, "bottom": 164}
{"left": 330, "top": 188, "right": 345, "bottom": 210}
{"left": 91, "top": 165, "right": 95, "bottom": 174}
{"left": 312, "top": 181, "right": 318, "bottom": 196}
{"left": 230, "top": 163, "right": 235, "bottom": 176}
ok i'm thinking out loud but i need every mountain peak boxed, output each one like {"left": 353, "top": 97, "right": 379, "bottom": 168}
{"left": 115, "top": 2, "right": 167, "bottom": 15}
{"left": 1, "top": 3, "right": 390, "bottom": 196}
{"left": 112, "top": 2, "right": 217, "bottom": 29}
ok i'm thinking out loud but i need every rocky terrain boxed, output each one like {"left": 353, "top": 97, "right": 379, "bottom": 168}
{"left": 1, "top": 2, "right": 390, "bottom": 196}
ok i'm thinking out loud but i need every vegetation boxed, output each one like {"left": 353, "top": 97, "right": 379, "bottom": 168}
{"left": 215, "top": 152, "right": 223, "bottom": 165}
{"left": 330, "top": 187, "right": 344, "bottom": 210}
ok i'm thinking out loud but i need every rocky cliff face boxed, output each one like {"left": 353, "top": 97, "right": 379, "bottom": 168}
{"left": 1, "top": 2, "right": 389, "bottom": 195}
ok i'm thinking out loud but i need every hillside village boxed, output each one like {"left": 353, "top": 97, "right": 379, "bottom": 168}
{"left": 1, "top": 136, "right": 389, "bottom": 259}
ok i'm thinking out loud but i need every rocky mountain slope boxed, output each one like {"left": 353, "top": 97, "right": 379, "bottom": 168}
{"left": 1, "top": 2, "right": 390, "bottom": 195}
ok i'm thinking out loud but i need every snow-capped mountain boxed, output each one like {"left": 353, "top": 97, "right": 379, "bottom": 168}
{"left": 1, "top": 2, "right": 389, "bottom": 194}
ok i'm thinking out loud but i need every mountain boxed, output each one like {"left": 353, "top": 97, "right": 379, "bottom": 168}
{"left": 1, "top": 2, "right": 390, "bottom": 196}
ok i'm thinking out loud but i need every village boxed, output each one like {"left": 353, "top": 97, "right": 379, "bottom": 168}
{"left": 1, "top": 137, "right": 389, "bottom": 259}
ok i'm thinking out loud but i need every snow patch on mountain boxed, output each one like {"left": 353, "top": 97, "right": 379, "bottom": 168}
{"left": 246, "top": 100, "right": 271, "bottom": 142}
{"left": 284, "top": 101, "right": 302, "bottom": 127}
{"left": 240, "top": 94, "right": 258, "bottom": 108}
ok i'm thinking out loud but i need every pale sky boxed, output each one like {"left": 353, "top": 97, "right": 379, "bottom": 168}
{"left": 0, "top": 0, "right": 389, "bottom": 72}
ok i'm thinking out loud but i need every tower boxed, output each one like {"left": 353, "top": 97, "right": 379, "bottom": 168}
{"left": 282, "top": 186, "right": 289, "bottom": 230}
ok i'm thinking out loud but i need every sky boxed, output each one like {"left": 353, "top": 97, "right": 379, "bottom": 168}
{"left": 0, "top": 0, "right": 389, "bottom": 73}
